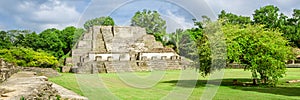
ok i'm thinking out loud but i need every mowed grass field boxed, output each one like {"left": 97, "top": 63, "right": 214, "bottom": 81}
{"left": 49, "top": 68, "right": 300, "bottom": 100}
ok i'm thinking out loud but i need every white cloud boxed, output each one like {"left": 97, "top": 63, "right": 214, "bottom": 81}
{"left": 204, "top": 0, "right": 300, "bottom": 18}
{"left": 1, "top": 0, "right": 300, "bottom": 32}
{"left": 163, "top": 10, "right": 194, "bottom": 33}
{"left": 0, "top": 0, "right": 82, "bottom": 32}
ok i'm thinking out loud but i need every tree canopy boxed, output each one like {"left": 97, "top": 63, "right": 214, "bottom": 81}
{"left": 223, "top": 23, "right": 294, "bottom": 85}
{"left": 84, "top": 16, "right": 115, "bottom": 30}
{"left": 219, "top": 10, "right": 252, "bottom": 25}
{"left": 131, "top": 9, "right": 167, "bottom": 42}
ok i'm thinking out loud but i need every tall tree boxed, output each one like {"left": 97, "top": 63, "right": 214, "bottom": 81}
{"left": 194, "top": 19, "right": 294, "bottom": 85}
{"left": 0, "top": 31, "right": 12, "bottom": 49}
{"left": 84, "top": 16, "right": 115, "bottom": 30}
{"left": 253, "top": 5, "right": 280, "bottom": 28}
{"left": 39, "top": 28, "right": 65, "bottom": 58}
{"left": 168, "top": 29, "right": 196, "bottom": 59}
{"left": 60, "top": 26, "right": 77, "bottom": 54}
{"left": 219, "top": 10, "right": 252, "bottom": 25}
{"left": 224, "top": 24, "right": 294, "bottom": 85}
{"left": 131, "top": 9, "right": 167, "bottom": 42}
{"left": 22, "top": 32, "right": 40, "bottom": 50}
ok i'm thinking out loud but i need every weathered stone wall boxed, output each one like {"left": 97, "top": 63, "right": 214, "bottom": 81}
{"left": 22, "top": 67, "right": 60, "bottom": 77}
{"left": 0, "top": 59, "right": 19, "bottom": 83}
{"left": 0, "top": 72, "right": 87, "bottom": 100}
{"left": 74, "top": 55, "right": 183, "bottom": 73}
{"left": 72, "top": 26, "right": 185, "bottom": 74}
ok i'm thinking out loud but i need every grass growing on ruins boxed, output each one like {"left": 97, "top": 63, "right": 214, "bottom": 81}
{"left": 49, "top": 68, "right": 300, "bottom": 100}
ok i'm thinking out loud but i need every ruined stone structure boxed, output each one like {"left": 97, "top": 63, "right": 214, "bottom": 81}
{"left": 0, "top": 59, "right": 19, "bottom": 83}
{"left": 71, "top": 26, "right": 183, "bottom": 73}
{"left": 0, "top": 72, "right": 87, "bottom": 100}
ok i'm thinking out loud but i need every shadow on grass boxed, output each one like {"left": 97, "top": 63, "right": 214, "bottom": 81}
{"left": 161, "top": 78, "right": 300, "bottom": 97}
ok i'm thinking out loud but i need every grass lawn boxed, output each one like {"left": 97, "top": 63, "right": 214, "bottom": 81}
{"left": 49, "top": 68, "right": 300, "bottom": 100}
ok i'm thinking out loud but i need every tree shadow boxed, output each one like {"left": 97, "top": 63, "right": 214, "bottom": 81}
{"left": 160, "top": 78, "right": 300, "bottom": 97}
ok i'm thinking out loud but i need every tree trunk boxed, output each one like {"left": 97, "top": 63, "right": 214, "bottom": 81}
{"left": 259, "top": 71, "right": 267, "bottom": 84}
{"left": 253, "top": 79, "right": 257, "bottom": 85}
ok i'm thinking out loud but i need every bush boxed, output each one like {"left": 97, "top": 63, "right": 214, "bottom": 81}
{"left": 0, "top": 47, "right": 59, "bottom": 68}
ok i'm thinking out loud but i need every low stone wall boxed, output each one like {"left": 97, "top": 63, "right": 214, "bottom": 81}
{"left": 75, "top": 59, "right": 184, "bottom": 74}
{"left": 22, "top": 67, "right": 60, "bottom": 77}
{"left": 0, "top": 59, "right": 19, "bottom": 83}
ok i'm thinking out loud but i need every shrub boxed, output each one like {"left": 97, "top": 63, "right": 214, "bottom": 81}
{"left": 0, "top": 47, "right": 59, "bottom": 68}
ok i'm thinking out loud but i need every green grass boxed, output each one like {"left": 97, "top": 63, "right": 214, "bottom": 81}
{"left": 49, "top": 69, "right": 300, "bottom": 100}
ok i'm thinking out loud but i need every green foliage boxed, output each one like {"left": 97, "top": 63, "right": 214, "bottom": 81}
{"left": 192, "top": 17, "right": 294, "bottom": 85}
{"left": 0, "top": 31, "right": 12, "bottom": 49}
{"left": 281, "top": 9, "right": 300, "bottom": 47}
{"left": 39, "top": 28, "right": 65, "bottom": 58}
{"left": 59, "top": 26, "right": 84, "bottom": 55}
{"left": 0, "top": 26, "right": 84, "bottom": 66}
{"left": 167, "top": 29, "right": 197, "bottom": 60}
{"left": 197, "top": 20, "right": 226, "bottom": 76}
{"left": 0, "top": 47, "right": 59, "bottom": 68}
{"left": 21, "top": 32, "right": 40, "bottom": 50}
{"left": 253, "top": 5, "right": 280, "bottom": 28}
{"left": 219, "top": 10, "right": 252, "bottom": 25}
{"left": 131, "top": 9, "right": 167, "bottom": 42}
{"left": 84, "top": 16, "right": 115, "bottom": 30}
{"left": 223, "top": 23, "right": 294, "bottom": 85}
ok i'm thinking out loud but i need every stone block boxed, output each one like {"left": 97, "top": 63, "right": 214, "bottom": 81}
{"left": 107, "top": 56, "right": 113, "bottom": 61}
{"left": 171, "top": 56, "right": 178, "bottom": 60}
{"left": 141, "top": 56, "right": 148, "bottom": 61}
{"left": 62, "top": 66, "right": 71, "bottom": 73}
{"left": 95, "top": 56, "right": 103, "bottom": 61}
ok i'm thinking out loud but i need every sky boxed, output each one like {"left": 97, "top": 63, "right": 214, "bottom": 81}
{"left": 0, "top": 0, "right": 299, "bottom": 33}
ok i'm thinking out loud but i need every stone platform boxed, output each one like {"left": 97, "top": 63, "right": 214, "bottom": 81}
{"left": 70, "top": 26, "right": 185, "bottom": 74}
{"left": 0, "top": 71, "right": 87, "bottom": 100}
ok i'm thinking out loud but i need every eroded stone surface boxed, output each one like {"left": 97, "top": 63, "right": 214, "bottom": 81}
{"left": 71, "top": 26, "right": 185, "bottom": 74}
{"left": 0, "top": 71, "right": 87, "bottom": 100}
{"left": 0, "top": 59, "right": 19, "bottom": 83}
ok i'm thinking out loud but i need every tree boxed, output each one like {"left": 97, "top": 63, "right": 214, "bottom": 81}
{"left": 167, "top": 29, "right": 197, "bottom": 60}
{"left": 38, "top": 28, "right": 65, "bottom": 58}
{"left": 219, "top": 10, "right": 252, "bottom": 25}
{"left": 58, "top": 26, "right": 85, "bottom": 63}
{"left": 60, "top": 26, "right": 77, "bottom": 54}
{"left": 225, "top": 24, "right": 294, "bottom": 85}
{"left": 22, "top": 32, "right": 41, "bottom": 50}
{"left": 196, "top": 18, "right": 226, "bottom": 76}
{"left": 131, "top": 9, "right": 167, "bottom": 42}
{"left": 0, "top": 31, "right": 12, "bottom": 49}
{"left": 282, "top": 9, "right": 300, "bottom": 48}
{"left": 84, "top": 16, "right": 115, "bottom": 30}
{"left": 194, "top": 19, "right": 294, "bottom": 85}
{"left": 253, "top": 5, "right": 280, "bottom": 28}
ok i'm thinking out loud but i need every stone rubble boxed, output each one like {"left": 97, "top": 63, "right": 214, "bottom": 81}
{"left": 0, "top": 71, "right": 88, "bottom": 100}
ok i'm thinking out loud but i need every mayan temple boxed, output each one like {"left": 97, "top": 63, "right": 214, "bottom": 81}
{"left": 68, "top": 26, "right": 184, "bottom": 73}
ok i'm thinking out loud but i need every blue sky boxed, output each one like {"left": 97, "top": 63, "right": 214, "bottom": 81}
{"left": 0, "top": 0, "right": 299, "bottom": 33}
